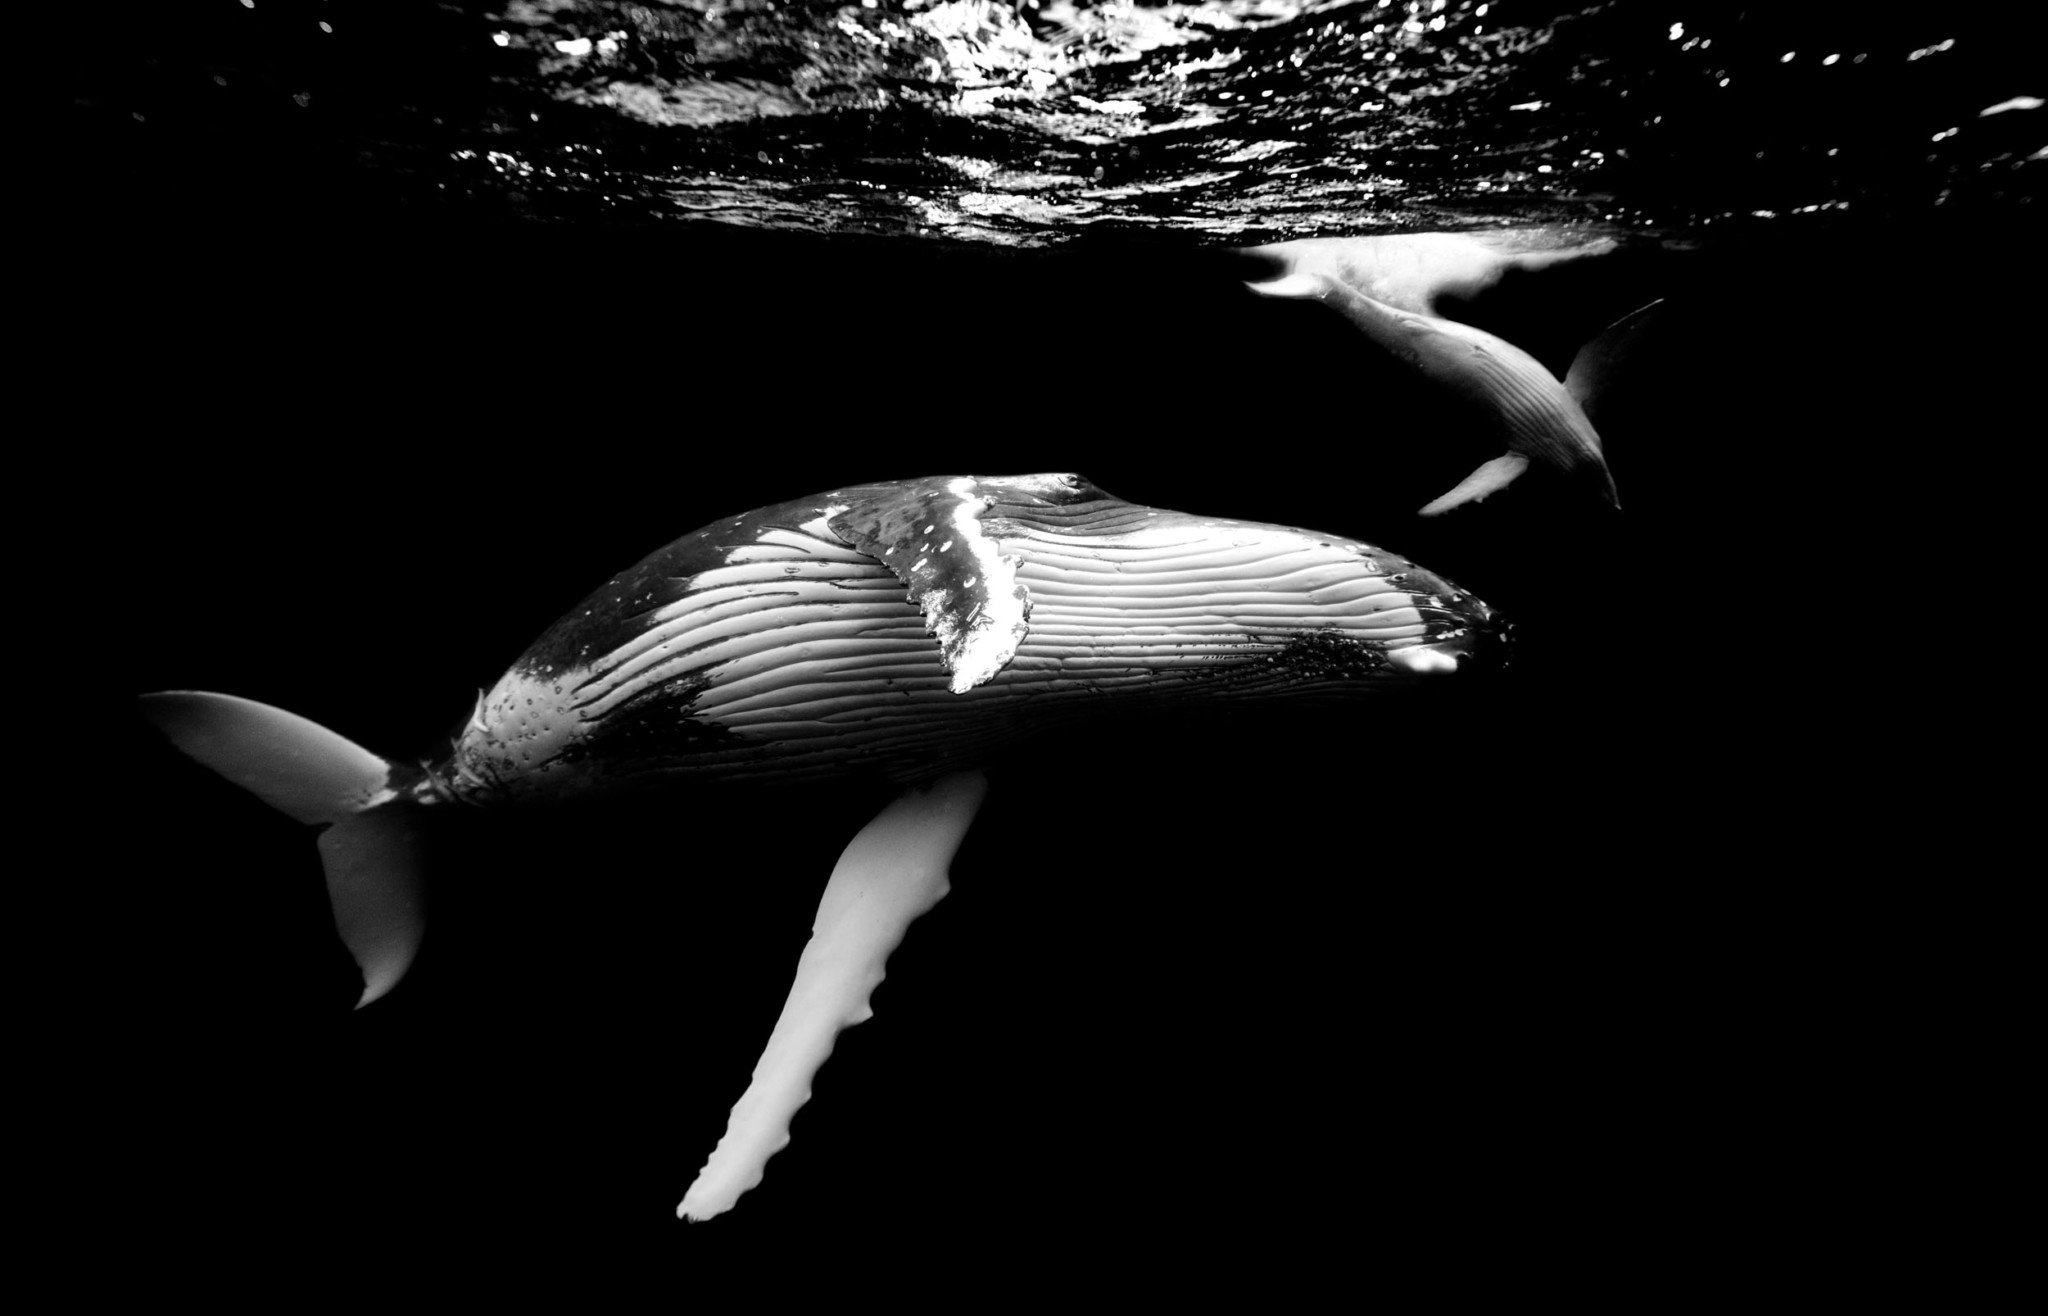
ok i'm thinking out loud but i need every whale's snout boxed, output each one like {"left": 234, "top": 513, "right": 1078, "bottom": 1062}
{"left": 1391, "top": 612, "right": 1512, "bottom": 677}
{"left": 1381, "top": 567, "right": 1512, "bottom": 678}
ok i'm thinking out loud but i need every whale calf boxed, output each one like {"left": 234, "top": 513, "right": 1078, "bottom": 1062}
{"left": 1243, "top": 230, "right": 1659, "bottom": 516}
{"left": 141, "top": 471, "right": 1505, "bottom": 1219}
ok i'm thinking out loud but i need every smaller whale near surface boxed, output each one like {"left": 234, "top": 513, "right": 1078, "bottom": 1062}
{"left": 1242, "top": 230, "right": 1658, "bottom": 517}
{"left": 141, "top": 471, "right": 1504, "bottom": 1221}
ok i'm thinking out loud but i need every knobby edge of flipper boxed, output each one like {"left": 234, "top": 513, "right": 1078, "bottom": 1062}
{"left": 139, "top": 690, "right": 426, "bottom": 1008}
{"left": 679, "top": 769, "right": 990, "bottom": 1221}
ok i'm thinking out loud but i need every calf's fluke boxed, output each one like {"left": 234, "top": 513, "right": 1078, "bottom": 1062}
{"left": 140, "top": 472, "right": 1505, "bottom": 1217}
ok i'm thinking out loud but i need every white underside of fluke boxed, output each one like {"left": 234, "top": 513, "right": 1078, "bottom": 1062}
{"left": 138, "top": 691, "right": 389, "bottom": 824}
{"left": 678, "top": 769, "right": 990, "bottom": 1220}
{"left": 139, "top": 690, "right": 427, "bottom": 1008}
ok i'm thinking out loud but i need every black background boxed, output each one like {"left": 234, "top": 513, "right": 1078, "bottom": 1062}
{"left": 43, "top": 0, "right": 2033, "bottom": 1298}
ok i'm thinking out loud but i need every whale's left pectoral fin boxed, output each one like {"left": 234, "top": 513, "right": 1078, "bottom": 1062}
{"left": 679, "top": 770, "right": 990, "bottom": 1221}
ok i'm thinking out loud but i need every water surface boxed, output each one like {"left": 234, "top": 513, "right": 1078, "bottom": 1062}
{"left": 72, "top": 0, "right": 2042, "bottom": 245}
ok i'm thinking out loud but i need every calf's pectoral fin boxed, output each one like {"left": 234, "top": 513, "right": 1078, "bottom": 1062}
{"left": 1242, "top": 271, "right": 1333, "bottom": 303}
{"left": 1417, "top": 452, "right": 1533, "bottom": 517}
{"left": 678, "top": 769, "right": 991, "bottom": 1221}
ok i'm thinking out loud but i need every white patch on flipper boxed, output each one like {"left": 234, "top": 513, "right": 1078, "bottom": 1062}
{"left": 934, "top": 476, "right": 1027, "bottom": 694}
{"left": 824, "top": 483, "right": 1030, "bottom": 694}
{"left": 678, "top": 770, "right": 990, "bottom": 1221}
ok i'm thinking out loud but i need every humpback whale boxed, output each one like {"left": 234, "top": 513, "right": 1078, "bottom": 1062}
{"left": 1242, "top": 231, "right": 1658, "bottom": 516}
{"left": 141, "top": 472, "right": 1504, "bottom": 1221}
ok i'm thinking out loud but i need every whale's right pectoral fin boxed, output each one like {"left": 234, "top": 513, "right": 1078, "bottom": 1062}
{"left": 1418, "top": 452, "right": 1534, "bottom": 517}
{"left": 679, "top": 770, "right": 990, "bottom": 1221}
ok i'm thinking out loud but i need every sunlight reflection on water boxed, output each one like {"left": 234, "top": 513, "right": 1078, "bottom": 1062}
{"left": 341, "top": 0, "right": 2046, "bottom": 245}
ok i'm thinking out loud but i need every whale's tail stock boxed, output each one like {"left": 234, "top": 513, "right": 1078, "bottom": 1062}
{"left": 139, "top": 690, "right": 427, "bottom": 1007}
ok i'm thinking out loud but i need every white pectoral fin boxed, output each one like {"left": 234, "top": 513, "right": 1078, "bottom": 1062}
{"left": 1244, "top": 271, "right": 1331, "bottom": 301}
{"left": 678, "top": 770, "right": 991, "bottom": 1221}
{"left": 1418, "top": 452, "right": 1532, "bottom": 517}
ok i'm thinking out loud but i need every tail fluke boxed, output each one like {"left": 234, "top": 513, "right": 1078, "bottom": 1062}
{"left": 140, "top": 691, "right": 426, "bottom": 1007}
{"left": 315, "top": 810, "right": 427, "bottom": 1007}
{"left": 1566, "top": 298, "right": 1665, "bottom": 430}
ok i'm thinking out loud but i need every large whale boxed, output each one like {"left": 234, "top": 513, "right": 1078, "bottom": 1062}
{"left": 141, "top": 471, "right": 1505, "bottom": 1220}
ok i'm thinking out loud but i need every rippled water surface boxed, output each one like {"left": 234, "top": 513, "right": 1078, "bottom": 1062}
{"left": 74, "top": 0, "right": 2041, "bottom": 245}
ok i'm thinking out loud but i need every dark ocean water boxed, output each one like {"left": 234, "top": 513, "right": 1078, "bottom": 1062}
{"left": 50, "top": 0, "right": 2037, "bottom": 1295}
